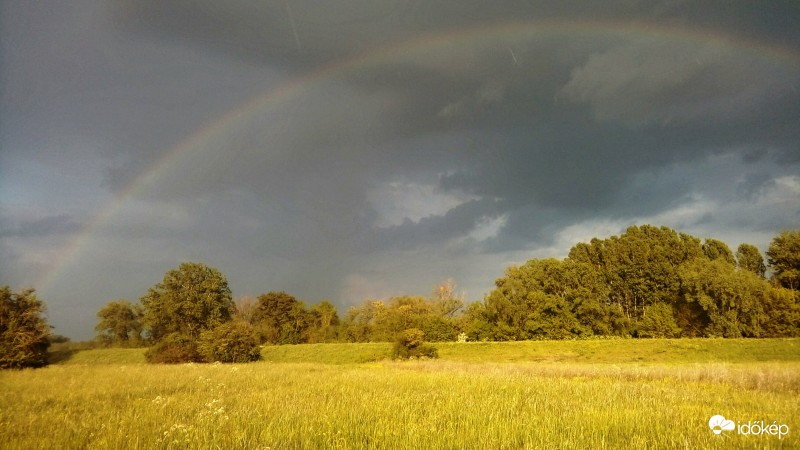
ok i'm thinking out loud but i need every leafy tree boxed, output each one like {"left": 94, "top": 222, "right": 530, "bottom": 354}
{"left": 461, "top": 302, "right": 493, "bottom": 341}
{"left": 482, "top": 259, "right": 586, "bottom": 340}
{"left": 198, "top": 321, "right": 261, "bottom": 363}
{"left": 702, "top": 239, "right": 736, "bottom": 265}
{"left": 637, "top": 303, "right": 680, "bottom": 338}
{"left": 736, "top": 243, "right": 766, "bottom": 278}
{"left": 95, "top": 300, "right": 143, "bottom": 346}
{"left": 760, "top": 287, "right": 800, "bottom": 337}
{"left": 306, "top": 300, "right": 339, "bottom": 343}
{"left": 1, "top": 287, "right": 52, "bottom": 369}
{"left": 767, "top": 230, "right": 800, "bottom": 290}
{"left": 568, "top": 225, "right": 703, "bottom": 320}
{"left": 339, "top": 284, "right": 462, "bottom": 343}
{"left": 678, "top": 258, "right": 768, "bottom": 337}
{"left": 391, "top": 328, "right": 438, "bottom": 359}
{"left": 340, "top": 300, "right": 386, "bottom": 342}
{"left": 141, "top": 262, "right": 234, "bottom": 340}
{"left": 252, "top": 291, "right": 309, "bottom": 344}
{"left": 560, "top": 260, "right": 626, "bottom": 336}
{"left": 523, "top": 290, "right": 583, "bottom": 339}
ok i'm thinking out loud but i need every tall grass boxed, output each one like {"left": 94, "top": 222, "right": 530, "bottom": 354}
{"left": 1, "top": 339, "right": 798, "bottom": 449}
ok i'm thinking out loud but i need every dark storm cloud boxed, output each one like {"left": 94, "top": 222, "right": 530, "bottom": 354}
{"left": 3, "top": 0, "right": 799, "bottom": 338}
{"left": 102, "top": 1, "right": 800, "bottom": 256}
{"left": 118, "top": 0, "right": 800, "bottom": 66}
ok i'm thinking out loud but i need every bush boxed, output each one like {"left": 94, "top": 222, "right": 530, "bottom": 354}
{"left": 198, "top": 321, "right": 261, "bottom": 363}
{"left": 391, "top": 328, "right": 438, "bottom": 360}
{"left": 1, "top": 287, "right": 51, "bottom": 369}
{"left": 144, "top": 333, "right": 203, "bottom": 364}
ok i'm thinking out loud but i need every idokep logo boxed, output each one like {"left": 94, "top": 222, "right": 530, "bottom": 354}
{"left": 709, "top": 415, "right": 790, "bottom": 440}
{"left": 709, "top": 415, "right": 735, "bottom": 435}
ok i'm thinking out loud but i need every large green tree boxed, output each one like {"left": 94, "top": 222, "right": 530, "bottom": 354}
{"left": 339, "top": 285, "right": 462, "bottom": 343}
{"left": 678, "top": 258, "right": 768, "bottom": 338}
{"left": 760, "top": 287, "right": 800, "bottom": 337}
{"left": 252, "top": 291, "right": 308, "bottom": 344}
{"left": 767, "top": 230, "right": 800, "bottom": 290}
{"left": 736, "top": 243, "right": 766, "bottom": 278}
{"left": 141, "top": 262, "right": 234, "bottom": 340}
{"left": 306, "top": 300, "right": 340, "bottom": 343}
{"left": 481, "top": 259, "right": 586, "bottom": 340}
{"left": 95, "top": 300, "right": 143, "bottom": 345}
{"left": 568, "top": 225, "right": 703, "bottom": 320}
{"left": 1, "top": 287, "right": 51, "bottom": 369}
{"left": 702, "top": 239, "right": 736, "bottom": 265}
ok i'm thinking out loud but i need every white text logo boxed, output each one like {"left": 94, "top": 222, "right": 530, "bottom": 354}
{"left": 709, "top": 415, "right": 789, "bottom": 440}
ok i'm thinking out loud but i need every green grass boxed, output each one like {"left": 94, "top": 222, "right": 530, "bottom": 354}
{"left": 260, "top": 338, "right": 800, "bottom": 365}
{"left": 437, "top": 338, "right": 800, "bottom": 364}
{"left": 260, "top": 342, "right": 391, "bottom": 364}
{"left": 1, "top": 339, "right": 798, "bottom": 449}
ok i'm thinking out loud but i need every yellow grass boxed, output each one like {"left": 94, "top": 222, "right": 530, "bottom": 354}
{"left": 1, "top": 339, "right": 799, "bottom": 449}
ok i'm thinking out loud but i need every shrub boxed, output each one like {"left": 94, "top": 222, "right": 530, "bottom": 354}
{"left": 144, "top": 333, "right": 203, "bottom": 364}
{"left": 198, "top": 321, "right": 261, "bottom": 363}
{"left": 1, "top": 287, "right": 51, "bottom": 369}
{"left": 391, "top": 328, "right": 439, "bottom": 360}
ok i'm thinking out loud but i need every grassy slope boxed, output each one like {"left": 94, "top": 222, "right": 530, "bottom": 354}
{"left": 44, "top": 339, "right": 800, "bottom": 366}
{"left": 258, "top": 338, "right": 800, "bottom": 365}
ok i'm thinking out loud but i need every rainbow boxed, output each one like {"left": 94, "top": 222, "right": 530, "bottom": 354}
{"left": 36, "top": 19, "right": 800, "bottom": 292}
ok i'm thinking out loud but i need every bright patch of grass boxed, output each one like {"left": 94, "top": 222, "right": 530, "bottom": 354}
{"left": 437, "top": 338, "right": 800, "bottom": 364}
{"left": 259, "top": 342, "right": 391, "bottom": 364}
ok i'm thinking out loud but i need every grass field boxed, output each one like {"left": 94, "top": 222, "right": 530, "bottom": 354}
{"left": 2, "top": 339, "right": 799, "bottom": 449}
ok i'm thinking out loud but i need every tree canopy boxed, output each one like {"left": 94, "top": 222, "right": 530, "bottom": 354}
{"left": 467, "top": 226, "right": 800, "bottom": 340}
{"left": 141, "top": 262, "right": 234, "bottom": 340}
{"left": 1, "top": 287, "right": 52, "bottom": 369}
{"left": 767, "top": 230, "right": 800, "bottom": 290}
{"left": 736, "top": 243, "right": 766, "bottom": 278}
{"left": 95, "top": 300, "right": 143, "bottom": 346}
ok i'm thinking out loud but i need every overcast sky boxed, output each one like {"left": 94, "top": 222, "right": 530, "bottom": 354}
{"left": 2, "top": 1, "right": 799, "bottom": 339}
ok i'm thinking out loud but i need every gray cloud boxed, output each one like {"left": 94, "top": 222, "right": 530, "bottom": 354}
{"left": 2, "top": 0, "right": 799, "bottom": 339}
{"left": 0, "top": 214, "right": 83, "bottom": 238}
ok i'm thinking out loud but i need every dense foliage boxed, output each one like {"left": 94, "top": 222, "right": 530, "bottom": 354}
{"left": 95, "top": 300, "right": 143, "bottom": 346}
{"left": 465, "top": 226, "right": 800, "bottom": 340}
{"left": 767, "top": 230, "right": 800, "bottom": 290}
{"left": 340, "top": 280, "right": 463, "bottom": 343}
{"left": 144, "top": 332, "right": 203, "bottom": 364}
{"left": 0, "top": 287, "right": 52, "bottom": 369}
{"left": 137, "top": 262, "right": 239, "bottom": 363}
{"left": 198, "top": 321, "right": 261, "bottom": 363}
{"left": 390, "top": 328, "right": 439, "bottom": 359}
{"left": 141, "top": 262, "right": 234, "bottom": 340}
{"left": 89, "top": 226, "right": 799, "bottom": 355}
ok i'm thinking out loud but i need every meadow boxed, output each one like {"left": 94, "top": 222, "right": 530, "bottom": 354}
{"left": 1, "top": 339, "right": 799, "bottom": 449}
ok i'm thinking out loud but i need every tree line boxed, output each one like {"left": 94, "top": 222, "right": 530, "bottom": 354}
{"left": 2, "top": 226, "right": 799, "bottom": 367}
{"left": 465, "top": 226, "right": 799, "bottom": 340}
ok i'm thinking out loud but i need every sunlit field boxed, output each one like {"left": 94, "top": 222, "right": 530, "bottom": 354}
{"left": 2, "top": 339, "right": 799, "bottom": 449}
